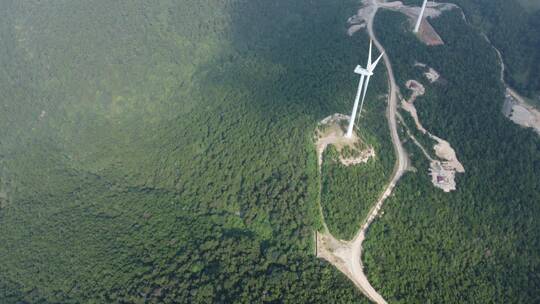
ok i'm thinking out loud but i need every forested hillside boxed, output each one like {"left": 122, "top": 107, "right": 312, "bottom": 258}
{"left": 2, "top": 0, "right": 538, "bottom": 303}
{"left": 0, "top": 0, "right": 395, "bottom": 302}
{"left": 363, "top": 9, "right": 540, "bottom": 303}
{"left": 454, "top": 0, "right": 540, "bottom": 103}
{"left": 407, "top": 0, "right": 540, "bottom": 103}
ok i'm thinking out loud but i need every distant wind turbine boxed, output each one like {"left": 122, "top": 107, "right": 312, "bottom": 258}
{"left": 346, "top": 40, "right": 384, "bottom": 138}
{"left": 414, "top": 0, "right": 428, "bottom": 33}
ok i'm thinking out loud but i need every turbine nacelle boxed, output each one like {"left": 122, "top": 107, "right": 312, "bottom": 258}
{"left": 353, "top": 40, "right": 384, "bottom": 76}
{"left": 346, "top": 39, "right": 384, "bottom": 138}
{"left": 354, "top": 65, "right": 373, "bottom": 76}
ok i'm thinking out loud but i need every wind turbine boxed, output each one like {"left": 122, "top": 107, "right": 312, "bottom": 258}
{"left": 414, "top": 0, "right": 428, "bottom": 33}
{"left": 346, "top": 40, "right": 384, "bottom": 138}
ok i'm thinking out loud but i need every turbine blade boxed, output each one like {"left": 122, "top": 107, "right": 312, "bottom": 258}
{"left": 347, "top": 74, "right": 366, "bottom": 137}
{"left": 359, "top": 75, "right": 371, "bottom": 118}
{"left": 367, "top": 39, "right": 373, "bottom": 68}
{"left": 371, "top": 52, "right": 384, "bottom": 70}
{"left": 358, "top": 74, "right": 366, "bottom": 101}
{"left": 414, "top": 0, "right": 428, "bottom": 33}
{"left": 354, "top": 74, "right": 366, "bottom": 116}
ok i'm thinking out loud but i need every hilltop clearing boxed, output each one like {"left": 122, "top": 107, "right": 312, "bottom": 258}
{"left": 315, "top": 114, "right": 375, "bottom": 168}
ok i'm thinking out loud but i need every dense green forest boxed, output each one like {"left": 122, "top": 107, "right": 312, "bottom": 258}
{"left": 517, "top": 0, "right": 540, "bottom": 12}
{"left": 2, "top": 0, "right": 538, "bottom": 303}
{"left": 362, "top": 9, "right": 540, "bottom": 303}
{"left": 407, "top": 0, "right": 540, "bottom": 104}
{"left": 0, "top": 0, "right": 399, "bottom": 302}
{"left": 453, "top": 0, "right": 540, "bottom": 103}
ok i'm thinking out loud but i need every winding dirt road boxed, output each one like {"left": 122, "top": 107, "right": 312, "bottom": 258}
{"left": 349, "top": 0, "right": 410, "bottom": 301}
{"left": 319, "top": 1, "right": 539, "bottom": 302}
{"left": 316, "top": 1, "right": 409, "bottom": 303}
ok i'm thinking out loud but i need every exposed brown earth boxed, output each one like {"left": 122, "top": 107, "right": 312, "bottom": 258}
{"left": 315, "top": 114, "right": 375, "bottom": 167}
{"left": 375, "top": 1, "right": 456, "bottom": 46}
{"left": 494, "top": 49, "right": 540, "bottom": 135}
{"left": 415, "top": 62, "right": 441, "bottom": 83}
{"left": 428, "top": 135, "right": 465, "bottom": 192}
{"left": 401, "top": 80, "right": 427, "bottom": 133}
{"left": 414, "top": 19, "right": 444, "bottom": 46}
{"left": 348, "top": 23, "right": 367, "bottom": 36}
{"left": 400, "top": 78, "right": 465, "bottom": 192}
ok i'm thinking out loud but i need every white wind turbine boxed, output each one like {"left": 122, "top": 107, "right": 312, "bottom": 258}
{"left": 414, "top": 0, "right": 428, "bottom": 33}
{"left": 346, "top": 40, "right": 384, "bottom": 138}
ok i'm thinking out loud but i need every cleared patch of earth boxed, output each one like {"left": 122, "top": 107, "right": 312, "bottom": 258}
{"left": 401, "top": 78, "right": 465, "bottom": 192}
{"left": 414, "top": 18, "right": 444, "bottom": 46}
{"left": 429, "top": 135, "right": 465, "bottom": 192}
{"left": 349, "top": 1, "right": 456, "bottom": 46}
{"left": 316, "top": 230, "right": 387, "bottom": 304}
{"left": 315, "top": 114, "right": 375, "bottom": 168}
{"left": 415, "top": 62, "right": 441, "bottom": 83}
{"left": 401, "top": 80, "right": 427, "bottom": 134}
{"left": 503, "top": 88, "right": 540, "bottom": 135}
{"left": 378, "top": 1, "right": 456, "bottom": 46}
{"left": 348, "top": 23, "right": 366, "bottom": 36}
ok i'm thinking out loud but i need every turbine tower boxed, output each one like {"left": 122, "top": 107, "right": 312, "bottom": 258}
{"left": 414, "top": 0, "right": 428, "bottom": 33}
{"left": 346, "top": 40, "right": 384, "bottom": 138}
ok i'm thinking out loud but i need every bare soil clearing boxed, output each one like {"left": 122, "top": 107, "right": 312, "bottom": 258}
{"left": 415, "top": 19, "right": 444, "bottom": 46}
{"left": 429, "top": 135, "right": 465, "bottom": 192}
{"left": 503, "top": 88, "right": 540, "bottom": 135}
{"left": 348, "top": 23, "right": 366, "bottom": 36}
{"left": 378, "top": 1, "right": 456, "bottom": 46}
{"left": 432, "top": 136, "right": 465, "bottom": 173}
{"left": 424, "top": 67, "right": 440, "bottom": 83}
{"left": 316, "top": 231, "right": 387, "bottom": 304}
{"left": 401, "top": 80, "right": 427, "bottom": 134}
{"left": 315, "top": 114, "right": 375, "bottom": 167}
{"left": 401, "top": 78, "right": 464, "bottom": 192}
{"left": 415, "top": 62, "right": 441, "bottom": 83}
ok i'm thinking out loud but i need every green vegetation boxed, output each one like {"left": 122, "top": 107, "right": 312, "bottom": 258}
{"left": 0, "top": 0, "right": 396, "bottom": 302}
{"left": 452, "top": 0, "right": 540, "bottom": 103}
{"left": 2, "top": 0, "right": 537, "bottom": 302}
{"left": 320, "top": 143, "right": 390, "bottom": 240}
{"left": 406, "top": 0, "right": 540, "bottom": 104}
{"left": 517, "top": 0, "right": 540, "bottom": 12}
{"left": 363, "top": 9, "right": 540, "bottom": 303}
{"left": 407, "top": 0, "right": 540, "bottom": 101}
{"left": 319, "top": 95, "right": 394, "bottom": 240}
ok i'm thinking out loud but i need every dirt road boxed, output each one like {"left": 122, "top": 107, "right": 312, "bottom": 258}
{"left": 349, "top": 0, "right": 410, "bottom": 300}
{"left": 316, "top": 1, "right": 409, "bottom": 303}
